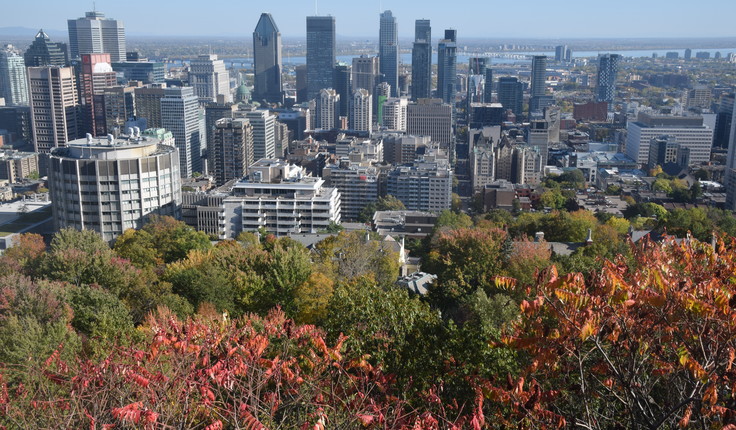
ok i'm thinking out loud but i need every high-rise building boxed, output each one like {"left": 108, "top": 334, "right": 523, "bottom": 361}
{"left": 242, "top": 109, "right": 276, "bottom": 160}
{"left": 189, "top": 55, "right": 231, "bottom": 103}
{"left": 103, "top": 85, "right": 136, "bottom": 133}
{"left": 714, "top": 93, "right": 735, "bottom": 149}
{"left": 468, "top": 57, "right": 488, "bottom": 105}
{"left": 351, "top": 56, "right": 380, "bottom": 97}
{"left": 24, "top": 29, "right": 68, "bottom": 67}
{"left": 48, "top": 132, "right": 181, "bottom": 241}
{"left": 67, "top": 10, "right": 126, "bottom": 62}
{"left": 387, "top": 157, "right": 452, "bottom": 212}
{"left": 529, "top": 55, "right": 547, "bottom": 113}
{"left": 78, "top": 53, "right": 117, "bottom": 136}
{"left": 382, "top": 97, "right": 408, "bottom": 132}
{"left": 437, "top": 29, "right": 457, "bottom": 105}
{"left": 212, "top": 118, "right": 254, "bottom": 186}
{"left": 133, "top": 86, "right": 166, "bottom": 129}
{"left": 323, "top": 161, "right": 380, "bottom": 221}
{"left": 28, "top": 66, "right": 80, "bottom": 153}
{"left": 554, "top": 45, "right": 568, "bottom": 62}
{"left": 253, "top": 13, "right": 283, "bottom": 104}
{"left": 0, "top": 45, "right": 29, "bottom": 106}
{"left": 483, "top": 68, "right": 493, "bottom": 103}
{"left": 497, "top": 77, "right": 523, "bottom": 117}
{"left": 204, "top": 100, "right": 237, "bottom": 160}
{"left": 375, "top": 81, "right": 391, "bottom": 123}
{"left": 273, "top": 121, "right": 289, "bottom": 158}
{"left": 379, "top": 10, "right": 399, "bottom": 98}
{"left": 407, "top": 98, "right": 453, "bottom": 145}
{"left": 685, "top": 48, "right": 692, "bottom": 60}
{"left": 111, "top": 61, "right": 165, "bottom": 84}
{"left": 596, "top": 54, "right": 620, "bottom": 108}
{"left": 351, "top": 89, "right": 372, "bottom": 132}
{"left": 295, "top": 65, "right": 308, "bottom": 103}
{"left": 725, "top": 106, "right": 736, "bottom": 209}
{"left": 306, "top": 16, "right": 336, "bottom": 101}
{"left": 527, "top": 120, "right": 550, "bottom": 167}
{"left": 161, "top": 86, "right": 202, "bottom": 177}
{"left": 626, "top": 113, "right": 713, "bottom": 165}
{"left": 411, "top": 19, "right": 432, "bottom": 101}
{"left": 333, "top": 63, "right": 351, "bottom": 118}
{"left": 317, "top": 88, "right": 339, "bottom": 130}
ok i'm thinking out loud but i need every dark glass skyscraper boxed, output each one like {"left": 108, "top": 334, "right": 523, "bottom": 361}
{"left": 411, "top": 19, "right": 431, "bottom": 101}
{"left": 379, "top": 10, "right": 399, "bottom": 98}
{"left": 24, "top": 29, "right": 69, "bottom": 67}
{"left": 468, "top": 57, "right": 487, "bottom": 105}
{"left": 306, "top": 16, "right": 336, "bottom": 101}
{"left": 529, "top": 55, "right": 547, "bottom": 113}
{"left": 333, "top": 63, "right": 351, "bottom": 118}
{"left": 437, "top": 29, "right": 457, "bottom": 105}
{"left": 596, "top": 53, "right": 620, "bottom": 109}
{"left": 253, "top": 13, "right": 283, "bottom": 104}
{"left": 498, "top": 77, "right": 523, "bottom": 117}
{"left": 483, "top": 68, "right": 493, "bottom": 103}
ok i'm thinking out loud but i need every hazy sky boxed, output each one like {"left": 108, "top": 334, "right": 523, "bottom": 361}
{"left": 3, "top": 0, "right": 736, "bottom": 39}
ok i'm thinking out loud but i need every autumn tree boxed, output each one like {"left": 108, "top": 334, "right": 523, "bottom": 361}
{"left": 312, "top": 231, "right": 400, "bottom": 285}
{"left": 496, "top": 236, "right": 736, "bottom": 428}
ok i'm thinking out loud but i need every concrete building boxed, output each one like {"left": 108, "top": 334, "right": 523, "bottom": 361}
{"left": 411, "top": 19, "right": 431, "bottom": 101}
{"left": 685, "top": 85, "right": 712, "bottom": 109}
{"left": 103, "top": 85, "right": 136, "bottom": 133}
{"left": 625, "top": 113, "right": 713, "bottom": 165}
{"left": 47, "top": 131, "right": 181, "bottom": 241}
{"left": 323, "top": 160, "right": 380, "bottom": 220}
{"left": 0, "top": 45, "right": 29, "bottom": 106}
{"left": 351, "top": 55, "right": 380, "bottom": 95}
{"left": 379, "top": 10, "right": 399, "bottom": 97}
{"left": 67, "top": 10, "right": 126, "bottom": 62}
{"left": 725, "top": 105, "right": 736, "bottom": 210}
{"left": 647, "top": 135, "right": 679, "bottom": 170}
{"left": 382, "top": 97, "right": 408, "bottom": 131}
{"left": 351, "top": 89, "right": 372, "bottom": 132}
{"left": 211, "top": 118, "right": 253, "bottom": 186}
{"left": 383, "top": 134, "right": 431, "bottom": 164}
{"left": 437, "top": 29, "right": 457, "bottom": 105}
{"left": 221, "top": 159, "right": 341, "bottom": 237}
{"left": 306, "top": 16, "right": 336, "bottom": 101}
{"left": 28, "top": 66, "right": 80, "bottom": 153}
{"left": 386, "top": 157, "right": 452, "bottom": 212}
{"left": 317, "top": 88, "right": 339, "bottom": 130}
{"left": 407, "top": 98, "right": 453, "bottom": 146}
{"left": 0, "top": 150, "right": 39, "bottom": 183}
{"left": 527, "top": 120, "right": 550, "bottom": 167}
{"left": 161, "top": 86, "right": 202, "bottom": 177}
{"left": 189, "top": 55, "right": 231, "bottom": 103}
{"left": 24, "top": 29, "right": 68, "bottom": 67}
{"left": 252, "top": 13, "right": 283, "bottom": 104}
{"left": 133, "top": 86, "right": 165, "bottom": 128}
{"left": 573, "top": 101, "right": 608, "bottom": 122}
{"left": 204, "top": 100, "right": 238, "bottom": 160}
{"left": 242, "top": 109, "right": 276, "bottom": 160}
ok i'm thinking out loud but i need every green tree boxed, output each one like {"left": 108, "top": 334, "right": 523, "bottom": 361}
{"left": 313, "top": 231, "right": 400, "bottom": 285}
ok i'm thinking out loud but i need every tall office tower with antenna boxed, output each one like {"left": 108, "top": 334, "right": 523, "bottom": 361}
{"left": 306, "top": 16, "right": 336, "bottom": 101}
{"left": 67, "top": 10, "right": 126, "bottom": 62}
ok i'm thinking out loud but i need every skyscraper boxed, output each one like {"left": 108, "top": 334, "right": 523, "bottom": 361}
{"left": 253, "top": 13, "right": 283, "bottom": 104}
{"left": 529, "top": 55, "right": 547, "bottom": 113}
{"left": 78, "top": 53, "right": 116, "bottom": 136}
{"left": 379, "top": 10, "right": 399, "bottom": 98}
{"left": 134, "top": 86, "right": 166, "bottom": 129}
{"left": 350, "top": 89, "right": 372, "bottom": 132}
{"left": 411, "top": 19, "right": 431, "bottom": 101}
{"left": 468, "top": 57, "right": 488, "bottom": 105}
{"left": 28, "top": 66, "right": 80, "bottom": 153}
{"left": 212, "top": 118, "right": 254, "bottom": 186}
{"left": 437, "top": 29, "right": 457, "bottom": 105}
{"left": 333, "top": 63, "right": 351, "bottom": 118}
{"left": 306, "top": 16, "right": 336, "bottom": 101}
{"left": 24, "top": 29, "right": 68, "bottom": 67}
{"left": 161, "top": 86, "right": 202, "bottom": 177}
{"left": 243, "top": 109, "right": 276, "bottom": 160}
{"left": 67, "top": 10, "right": 126, "bottom": 62}
{"left": 483, "top": 67, "right": 493, "bottom": 103}
{"left": 596, "top": 54, "right": 620, "bottom": 109}
{"left": 725, "top": 106, "right": 736, "bottom": 210}
{"left": 189, "top": 55, "right": 231, "bottom": 103}
{"left": 351, "top": 56, "right": 380, "bottom": 95}
{"left": 554, "top": 45, "right": 567, "bottom": 62}
{"left": 497, "top": 77, "right": 523, "bottom": 117}
{"left": 317, "top": 88, "right": 339, "bottom": 130}
{"left": 0, "top": 45, "right": 29, "bottom": 106}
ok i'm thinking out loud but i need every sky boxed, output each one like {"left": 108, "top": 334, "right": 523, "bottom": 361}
{"left": 2, "top": 0, "right": 736, "bottom": 39}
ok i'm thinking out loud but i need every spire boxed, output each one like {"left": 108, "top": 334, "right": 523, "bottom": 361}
{"left": 585, "top": 228, "right": 593, "bottom": 244}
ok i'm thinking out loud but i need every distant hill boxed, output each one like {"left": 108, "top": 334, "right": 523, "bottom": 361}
{"left": 0, "top": 27, "right": 66, "bottom": 39}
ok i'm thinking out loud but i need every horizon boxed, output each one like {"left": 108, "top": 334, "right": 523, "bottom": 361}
{"left": 2, "top": 0, "right": 735, "bottom": 39}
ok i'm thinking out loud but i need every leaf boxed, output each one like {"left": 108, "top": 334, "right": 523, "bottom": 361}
{"left": 580, "top": 320, "right": 596, "bottom": 341}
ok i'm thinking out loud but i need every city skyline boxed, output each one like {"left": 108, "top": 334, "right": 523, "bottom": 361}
{"left": 2, "top": 0, "right": 736, "bottom": 39}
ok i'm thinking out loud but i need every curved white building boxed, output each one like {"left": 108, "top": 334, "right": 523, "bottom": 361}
{"left": 48, "top": 131, "right": 181, "bottom": 241}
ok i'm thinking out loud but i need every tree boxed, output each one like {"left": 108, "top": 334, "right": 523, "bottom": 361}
{"left": 313, "top": 231, "right": 400, "bottom": 286}
{"left": 539, "top": 189, "right": 566, "bottom": 210}
{"left": 494, "top": 237, "right": 736, "bottom": 428}
{"left": 118, "top": 215, "right": 212, "bottom": 265}
{"left": 293, "top": 272, "right": 334, "bottom": 324}
{"left": 434, "top": 209, "right": 473, "bottom": 231}
{"left": 357, "top": 195, "right": 407, "bottom": 222}
{"left": 451, "top": 192, "right": 462, "bottom": 212}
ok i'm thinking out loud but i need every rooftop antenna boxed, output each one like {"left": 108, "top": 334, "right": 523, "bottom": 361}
{"left": 315, "top": 0, "right": 318, "bottom": 15}
{"left": 93, "top": 1, "right": 96, "bottom": 12}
